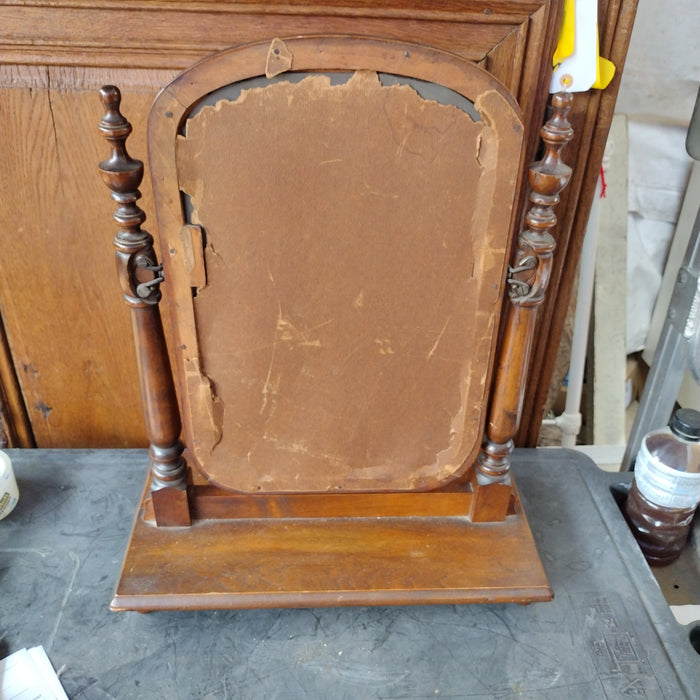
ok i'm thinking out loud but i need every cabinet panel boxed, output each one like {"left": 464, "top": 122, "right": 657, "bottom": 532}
{"left": 0, "top": 65, "right": 175, "bottom": 446}
{"left": 0, "top": 5, "right": 525, "bottom": 67}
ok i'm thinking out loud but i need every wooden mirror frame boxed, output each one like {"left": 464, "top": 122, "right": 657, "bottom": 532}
{"left": 98, "top": 36, "right": 573, "bottom": 611}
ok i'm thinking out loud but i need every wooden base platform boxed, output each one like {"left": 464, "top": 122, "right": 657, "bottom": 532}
{"left": 111, "top": 477, "right": 551, "bottom": 611}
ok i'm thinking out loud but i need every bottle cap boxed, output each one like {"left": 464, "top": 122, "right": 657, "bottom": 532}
{"left": 670, "top": 408, "right": 700, "bottom": 440}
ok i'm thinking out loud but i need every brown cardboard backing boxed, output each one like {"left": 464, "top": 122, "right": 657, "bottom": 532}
{"left": 176, "top": 70, "right": 518, "bottom": 492}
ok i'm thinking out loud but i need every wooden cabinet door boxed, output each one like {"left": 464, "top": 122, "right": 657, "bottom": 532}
{"left": 0, "top": 66, "right": 174, "bottom": 447}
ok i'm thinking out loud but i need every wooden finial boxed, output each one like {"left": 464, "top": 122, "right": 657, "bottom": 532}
{"left": 507, "top": 91, "right": 573, "bottom": 307}
{"left": 98, "top": 87, "right": 145, "bottom": 225}
{"left": 98, "top": 85, "right": 164, "bottom": 305}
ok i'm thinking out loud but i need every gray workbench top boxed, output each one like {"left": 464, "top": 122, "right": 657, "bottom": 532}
{"left": 1, "top": 448, "right": 698, "bottom": 699}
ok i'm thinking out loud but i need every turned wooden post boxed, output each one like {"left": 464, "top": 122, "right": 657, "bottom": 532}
{"left": 477, "top": 92, "right": 574, "bottom": 483}
{"left": 98, "top": 86, "right": 187, "bottom": 493}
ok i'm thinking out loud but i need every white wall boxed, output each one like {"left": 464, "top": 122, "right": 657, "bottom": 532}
{"left": 614, "top": 0, "right": 699, "bottom": 355}
{"left": 616, "top": 0, "right": 700, "bottom": 125}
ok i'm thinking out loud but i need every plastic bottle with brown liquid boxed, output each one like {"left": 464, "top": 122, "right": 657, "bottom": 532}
{"left": 624, "top": 408, "right": 700, "bottom": 566}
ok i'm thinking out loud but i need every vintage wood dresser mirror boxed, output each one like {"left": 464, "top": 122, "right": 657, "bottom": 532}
{"left": 98, "top": 36, "right": 572, "bottom": 611}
